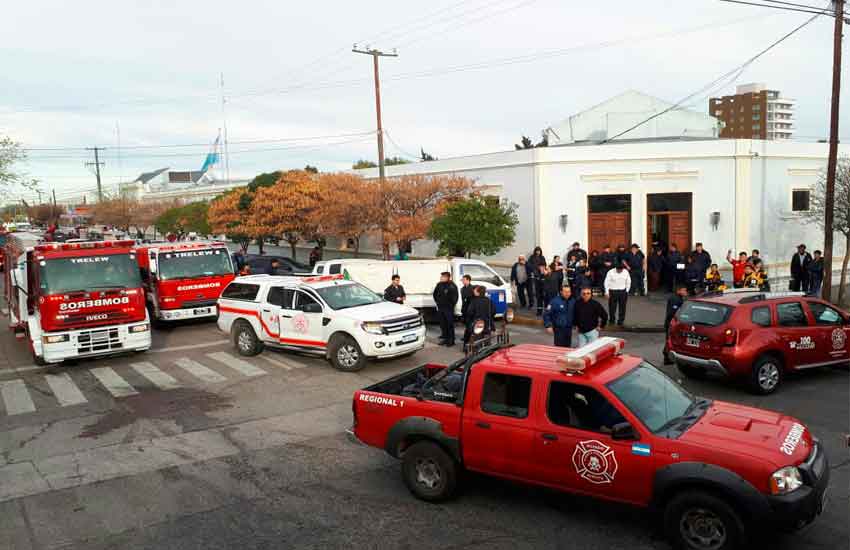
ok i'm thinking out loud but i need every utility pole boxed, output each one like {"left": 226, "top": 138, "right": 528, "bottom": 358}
{"left": 35, "top": 189, "right": 43, "bottom": 204}
{"left": 85, "top": 147, "right": 106, "bottom": 202}
{"left": 52, "top": 189, "right": 57, "bottom": 206}
{"left": 822, "top": 0, "right": 844, "bottom": 302}
{"left": 353, "top": 45, "right": 398, "bottom": 181}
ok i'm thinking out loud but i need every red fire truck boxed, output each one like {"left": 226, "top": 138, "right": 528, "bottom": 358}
{"left": 4, "top": 233, "right": 151, "bottom": 365}
{"left": 135, "top": 241, "right": 235, "bottom": 322}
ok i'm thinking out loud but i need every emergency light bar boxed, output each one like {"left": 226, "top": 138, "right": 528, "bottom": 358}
{"left": 556, "top": 337, "right": 625, "bottom": 372}
{"left": 35, "top": 239, "right": 136, "bottom": 252}
{"left": 301, "top": 274, "right": 345, "bottom": 284}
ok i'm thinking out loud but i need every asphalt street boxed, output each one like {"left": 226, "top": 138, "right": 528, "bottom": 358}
{"left": 0, "top": 314, "right": 846, "bottom": 550}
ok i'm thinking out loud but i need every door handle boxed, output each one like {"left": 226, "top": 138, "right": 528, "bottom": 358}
{"left": 281, "top": 314, "right": 292, "bottom": 318}
{"left": 542, "top": 433, "right": 558, "bottom": 441}
{"left": 475, "top": 421, "right": 491, "bottom": 429}
{"left": 261, "top": 309, "right": 272, "bottom": 313}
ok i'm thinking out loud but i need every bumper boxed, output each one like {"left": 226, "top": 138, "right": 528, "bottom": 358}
{"left": 670, "top": 351, "right": 729, "bottom": 376}
{"left": 158, "top": 304, "right": 217, "bottom": 321}
{"left": 364, "top": 326, "right": 427, "bottom": 359}
{"left": 41, "top": 322, "right": 152, "bottom": 363}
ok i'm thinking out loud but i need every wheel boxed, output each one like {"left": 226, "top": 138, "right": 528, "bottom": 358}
{"left": 748, "top": 355, "right": 783, "bottom": 395}
{"left": 401, "top": 441, "right": 458, "bottom": 502}
{"left": 328, "top": 335, "right": 366, "bottom": 372}
{"left": 664, "top": 491, "right": 744, "bottom": 550}
{"left": 677, "top": 362, "right": 707, "bottom": 379}
{"left": 232, "top": 321, "right": 263, "bottom": 356}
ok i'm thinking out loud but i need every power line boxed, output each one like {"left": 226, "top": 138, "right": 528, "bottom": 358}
{"left": 603, "top": 10, "right": 825, "bottom": 144}
{"left": 717, "top": 0, "right": 836, "bottom": 16}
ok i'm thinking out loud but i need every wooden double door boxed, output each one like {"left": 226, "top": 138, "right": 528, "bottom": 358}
{"left": 589, "top": 213, "right": 630, "bottom": 253}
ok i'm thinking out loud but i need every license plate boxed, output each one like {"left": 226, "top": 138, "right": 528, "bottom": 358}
{"left": 194, "top": 307, "right": 212, "bottom": 315}
{"left": 685, "top": 337, "right": 701, "bottom": 348}
{"left": 401, "top": 334, "right": 418, "bottom": 344}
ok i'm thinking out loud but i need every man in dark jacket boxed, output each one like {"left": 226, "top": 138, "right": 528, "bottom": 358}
{"left": 433, "top": 272, "right": 459, "bottom": 346}
{"left": 543, "top": 264, "right": 562, "bottom": 309}
{"left": 599, "top": 245, "right": 617, "bottom": 282}
{"left": 466, "top": 285, "right": 496, "bottom": 337}
{"left": 807, "top": 250, "right": 824, "bottom": 297}
{"left": 566, "top": 242, "right": 587, "bottom": 266}
{"left": 790, "top": 244, "right": 813, "bottom": 292}
{"left": 383, "top": 274, "right": 406, "bottom": 304}
{"left": 667, "top": 244, "right": 685, "bottom": 292}
{"left": 510, "top": 255, "right": 533, "bottom": 309}
{"left": 460, "top": 275, "right": 474, "bottom": 346}
{"left": 690, "top": 242, "right": 712, "bottom": 274}
{"left": 544, "top": 285, "right": 576, "bottom": 347}
{"left": 574, "top": 287, "right": 608, "bottom": 346}
{"left": 663, "top": 285, "right": 689, "bottom": 364}
{"left": 532, "top": 263, "right": 547, "bottom": 317}
{"left": 624, "top": 243, "right": 645, "bottom": 296}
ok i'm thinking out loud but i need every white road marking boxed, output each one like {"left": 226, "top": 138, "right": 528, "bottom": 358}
{"left": 90, "top": 367, "right": 139, "bottom": 398}
{"left": 206, "top": 352, "right": 267, "bottom": 377}
{"left": 259, "top": 355, "right": 292, "bottom": 370}
{"left": 131, "top": 362, "right": 182, "bottom": 390}
{"left": 148, "top": 340, "right": 230, "bottom": 353}
{"left": 0, "top": 380, "right": 36, "bottom": 415}
{"left": 44, "top": 373, "right": 87, "bottom": 407}
{"left": 261, "top": 354, "right": 310, "bottom": 370}
{"left": 174, "top": 358, "right": 228, "bottom": 383}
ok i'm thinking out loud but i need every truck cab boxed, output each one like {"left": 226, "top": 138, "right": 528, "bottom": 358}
{"left": 352, "top": 337, "right": 828, "bottom": 550}
{"left": 136, "top": 241, "right": 235, "bottom": 322}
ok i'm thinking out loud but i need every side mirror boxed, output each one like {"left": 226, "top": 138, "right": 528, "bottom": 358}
{"left": 301, "top": 303, "right": 323, "bottom": 314}
{"left": 611, "top": 422, "right": 639, "bottom": 441}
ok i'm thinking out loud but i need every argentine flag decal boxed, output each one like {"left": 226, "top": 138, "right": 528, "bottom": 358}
{"left": 631, "top": 443, "right": 651, "bottom": 457}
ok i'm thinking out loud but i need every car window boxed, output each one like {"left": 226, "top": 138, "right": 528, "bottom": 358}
{"left": 221, "top": 283, "right": 260, "bottom": 301}
{"left": 329, "top": 264, "right": 341, "bottom": 275}
{"left": 266, "top": 287, "right": 294, "bottom": 308}
{"left": 807, "top": 301, "right": 843, "bottom": 325}
{"left": 676, "top": 301, "right": 733, "bottom": 326}
{"left": 751, "top": 306, "right": 772, "bottom": 327}
{"left": 548, "top": 381, "right": 627, "bottom": 433}
{"left": 777, "top": 302, "right": 808, "bottom": 327}
{"left": 294, "top": 291, "right": 320, "bottom": 310}
{"left": 315, "top": 265, "right": 324, "bottom": 274}
{"left": 460, "top": 264, "right": 503, "bottom": 287}
{"left": 481, "top": 373, "right": 531, "bottom": 419}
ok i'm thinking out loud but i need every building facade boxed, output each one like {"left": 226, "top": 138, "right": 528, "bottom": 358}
{"left": 356, "top": 139, "right": 848, "bottom": 284}
{"left": 710, "top": 83, "right": 795, "bottom": 140}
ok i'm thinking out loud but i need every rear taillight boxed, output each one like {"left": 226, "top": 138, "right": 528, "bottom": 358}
{"left": 723, "top": 328, "right": 737, "bottom": 347}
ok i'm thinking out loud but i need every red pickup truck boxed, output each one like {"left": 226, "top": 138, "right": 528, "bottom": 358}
{"left": 351, "top": 337, "right": 828, "bottom": 550}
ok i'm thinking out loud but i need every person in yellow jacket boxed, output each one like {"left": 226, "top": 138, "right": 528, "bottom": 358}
{"left": 742, "top": 263, "right": 770, "bottom": 291}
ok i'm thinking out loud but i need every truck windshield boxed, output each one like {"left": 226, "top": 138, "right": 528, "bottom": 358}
{"left": 158, "top": 249, "right": 233, "bottom": 280}
{"left": 315, "top": 283, "right": 382, "bottom": 310}
{"left": 39, "top": 254, "right": 141, "bottom": 294}
{"left": 608, "top": 362, "right": 699, "bottom": 433}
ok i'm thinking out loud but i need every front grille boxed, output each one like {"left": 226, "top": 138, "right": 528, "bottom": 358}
{"left": 181, "top": 299, "right": 217, "bottom": 309}
{"left": 78, "top": 327, "right": 122, "bottom": 355}
{"left": 381, "top": 314, "right": 422, "bottom": 334}
{"left": 63, "top": 311, "right": 131, "bottom": 325}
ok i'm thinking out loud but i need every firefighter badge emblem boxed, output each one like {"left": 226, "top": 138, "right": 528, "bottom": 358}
{"left": 832, "top": 328, "right": 846, "bottom": 351}
{"left": 572, "top": 439, "right": 618, "bottom": 484}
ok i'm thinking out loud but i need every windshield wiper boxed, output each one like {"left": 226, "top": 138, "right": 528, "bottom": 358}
{"left": 656, "top": 397, "right": 711, "bottom": 435}
{"left": 90, "top": 285, "right": 126, "bottom": 289}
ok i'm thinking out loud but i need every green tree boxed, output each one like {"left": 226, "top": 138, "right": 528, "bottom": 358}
{"left": 304, "top": 165, "right": 319, "bottom": 174}
{"left": 428, "top": 195, "right": 518, "bottom": 258}
{"left": 155, "top": 202, "right": 210, "bottom": 237}
{"left": 247, "top": 171, "right": 282, "bottom": 192}
{"left": 352, "top": 159, "right": 377, "bottom": 169}
{"left": 385, "top": 156, "right": 410, "bottom": 166}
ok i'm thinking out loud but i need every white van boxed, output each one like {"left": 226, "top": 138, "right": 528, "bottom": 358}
{"left": 312, "top": 258, "right": 511, "bottom": 317}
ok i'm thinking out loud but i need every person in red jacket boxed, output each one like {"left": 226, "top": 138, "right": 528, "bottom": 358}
{"left": 726, "top": 250, "right": 748, "bottom": 288}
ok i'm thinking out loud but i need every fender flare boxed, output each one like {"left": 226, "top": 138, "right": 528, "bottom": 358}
{"left": 652, "top": 462, "right": 771, "bottom": 522}
{"left": 385, "top": 416, "right": 461, "bottom": 462}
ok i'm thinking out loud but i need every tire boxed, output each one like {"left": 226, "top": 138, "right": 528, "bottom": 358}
{"left": 664, "top": 491, "right": 744, "bottom": 550}
{"left": 401, "top": 441, "right": 458, "bottom": 502}
{"left": 328, "top": 334, "right": 366, "bottom": 372}
{"left": 748, "top": 355, "right": 783, "bottom": 395}
{"left": 232, "top": 321, "right": 263, "bottom": 356}
{"left": 677, "top": 362, "right": 707, "bottom": 380}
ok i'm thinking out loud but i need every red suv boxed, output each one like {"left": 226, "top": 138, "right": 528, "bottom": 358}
{"left": 668, "top": 291, "right": 849, "bottom": 394}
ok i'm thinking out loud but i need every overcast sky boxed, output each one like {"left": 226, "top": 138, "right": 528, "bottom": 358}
{"left": 0, "top": 0, "right": 846, "bottom": 203}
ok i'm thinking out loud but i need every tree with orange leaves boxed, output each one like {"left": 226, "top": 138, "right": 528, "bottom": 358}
{"left": 316, "top": 173, "right": 380, "bottom": 257}
{"left": 207, "top": 187, "right": 256, "bottom": 252}
{"left": 250, "top": 170, "right": 322, "bottom": 260}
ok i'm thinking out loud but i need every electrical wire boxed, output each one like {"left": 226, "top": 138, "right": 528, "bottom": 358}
{"left": 383, "top": 130, "right": 422, "bottom": 161}
{"left": 717, "top": 0, "right": 836, "bottom": 16}
{"left": 602, "top": 10, "right": 826, "bottom": 144}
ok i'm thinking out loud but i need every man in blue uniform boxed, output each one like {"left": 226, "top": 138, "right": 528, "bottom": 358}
{"left": 544, "top": 285, "right": 576, "bottom": 348}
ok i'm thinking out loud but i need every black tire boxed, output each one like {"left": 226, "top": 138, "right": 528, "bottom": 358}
{"left": 401, "top": 441, "right": 458, "bottom": 502}
{"left": 328, "top": 334, "right": 366, "bottom": 372}
{"left": 664, "top": 491, "right": 744, "bottom": 550}
{"left": 232, "top": 320, "right": 263, "bottom": 356}
{"left": 677, "top": 362, "right": 707, "bottom": 380}
{"left": 748, "top": 354, "right": 783, "bottom": 395}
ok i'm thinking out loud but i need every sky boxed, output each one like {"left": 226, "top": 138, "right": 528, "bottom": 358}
{"left": 0, "top": 0, "right": 847, "bottom": 204}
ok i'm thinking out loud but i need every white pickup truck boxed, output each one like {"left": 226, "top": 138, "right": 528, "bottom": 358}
{"left": 216, "top": 274, "right": 426, "bottom": 372}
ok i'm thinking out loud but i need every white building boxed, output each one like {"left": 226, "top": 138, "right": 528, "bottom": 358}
{"left": 545, "top": 90, "right": 722, "bottom": 145}
{"left": 356, "top": 138, "right": 849, "bottom": 284}
{"left": 120, "top": 167, "right": 249, "bottom": 203}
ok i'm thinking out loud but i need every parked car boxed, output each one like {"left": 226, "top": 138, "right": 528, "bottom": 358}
{"left": 351, "top": 337, "right": 829, "bottom": 550}
{"left": 244, "top": 254, "right": 310, "bottom": 275}
{"left": 217, "top": 274, "right": 426, "bottom": 371}
{"left": 668, "top": 290, "right": 849, "bottom": 394}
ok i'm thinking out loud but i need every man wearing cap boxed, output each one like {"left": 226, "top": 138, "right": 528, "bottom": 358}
{"left": 790, "top": 244, "right": 813, "bottom": 293}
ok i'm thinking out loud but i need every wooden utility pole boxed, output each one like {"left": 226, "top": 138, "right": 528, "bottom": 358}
{"left": 823, "top": 0, "right": 844, "bottom": 301}
{"left": 85, "top": 147, "right": 106, "bottom": 202}
{"left": 352, "top": 46, "right": 397, "bottom": 181}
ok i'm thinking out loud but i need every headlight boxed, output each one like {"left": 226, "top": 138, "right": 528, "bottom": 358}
{"left": 770, "top": 466, "right": 803, "bottom": 495}
{"left": 130, "top": 324, "right": 150, "bottom": 333}
{"left": 43, "top": 334, "right": 70, "bottom": 344}
{"left": 361, "top": 322, "right": 384, "bottom": 335}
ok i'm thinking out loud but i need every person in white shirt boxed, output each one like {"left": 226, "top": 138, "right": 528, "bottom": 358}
{"left": 604, "top": 264, "right": 631, "bottom": 327}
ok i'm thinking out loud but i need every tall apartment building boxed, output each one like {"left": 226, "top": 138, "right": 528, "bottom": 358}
{"left": 709, "top": 83, "right": 795, "bottom": 140}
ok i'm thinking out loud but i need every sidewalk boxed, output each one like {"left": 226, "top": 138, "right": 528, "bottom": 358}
{"left": 512, "top": 293, "right": 669, "bottom": 333}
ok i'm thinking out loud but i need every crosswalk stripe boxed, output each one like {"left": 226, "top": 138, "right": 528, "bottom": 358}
{"left": 131, "top": 362, "right": 181, "bottom": 390}
{"left": 0, "top": 380, "right": 36, "bottom": 415}
{"left": 174, "top": 358, "right": 228, "bottom": 383}
{"left": 259, "top": 355, "right": 292, "bottom": 370}
{"left": 206, "top": 352, "right": 267, "bottom": 377}
{"left": 45, "top": 373, "right": 87, "bottom": 407}
{"left": 90, "top": 367, "right": 139, "bottom": 398}
{"left": 261, "top": 354, "right": 309, "bottom": 370}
